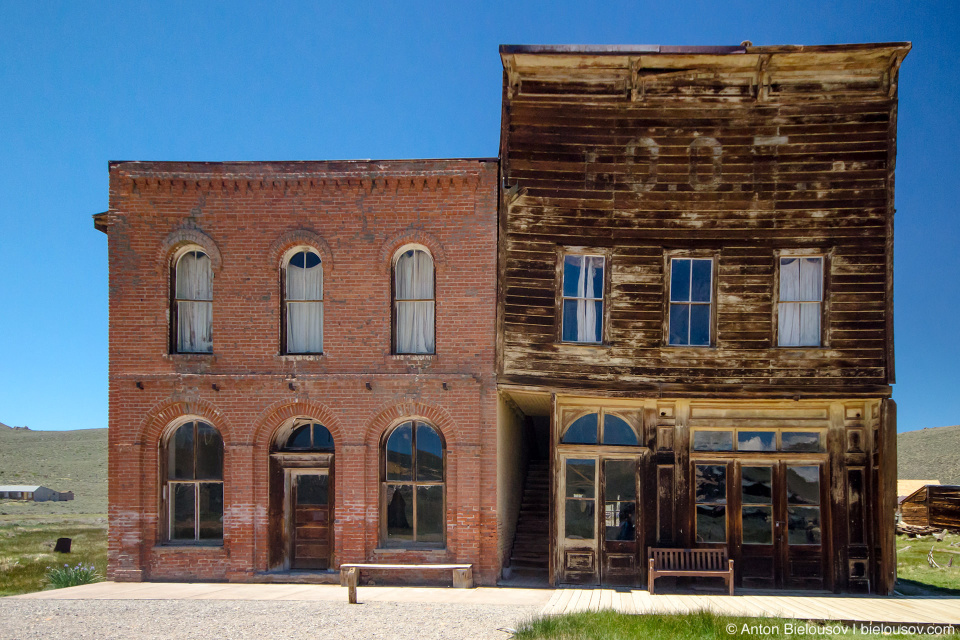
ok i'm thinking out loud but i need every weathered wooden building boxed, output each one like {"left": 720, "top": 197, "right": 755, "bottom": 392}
{"left": 496, "top": 43, "right": 909, "bottom": 594}
{"left": 900, "top": 485, "right": 960, "bottom": 531}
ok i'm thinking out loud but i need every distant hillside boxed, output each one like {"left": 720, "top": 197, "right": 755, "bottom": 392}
{"left": 0, "top": 428, "right": 107, "bottom": 515}
{"left": 899, "top": 425, "right": 960, "bottom": 487}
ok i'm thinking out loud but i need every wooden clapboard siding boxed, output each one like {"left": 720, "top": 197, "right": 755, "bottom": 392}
{"left": 498, "top": 44, "right": 908, "bottom": 396}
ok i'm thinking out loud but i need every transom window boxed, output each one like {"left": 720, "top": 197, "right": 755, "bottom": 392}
{"left": 382, "top": 420, "right": 445, "bottom": 545}
{"left": 561, "top": 410, "right": 639, "bottom": 446}
{"left": 173, "top": 249, "right": 213, "bottom": 353}
{"left": 691, "top": 429, "right": 824, "bottom": 453}
{"left": 779, "top": 256, "right": 823, "bottom": 347}
{"left": 561, "top": 254, "right": 605, "bottom": 343}
{"left": 394, "top": 248, "right": 435, "bottom": 354}
{"left": 281, "top": 421, "right": 334, "bottom": 451}
{"left": 283, "top": 249, "right": 323, "bottom": 354}
{"left": 164, "top": 420, "right": 223, "bottom": 542}
{"left": 668, "top": 257, "right": 713, "bottom": 346}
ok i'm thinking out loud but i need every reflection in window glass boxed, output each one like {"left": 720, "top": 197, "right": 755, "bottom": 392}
{"left": 166, "top": 421, "right": 224, "bottom": 543}
{"left": 287, "top": 425, "right": 312, "bottom": 449}
{"left": 386, "top": 484, "right": 413, "bottom": 540}
{"left": 561, "top": 255, "right": 604, "bottom": 344}
{"left": 788, "top": 506, "right": 822, "bottom": 545}
{"left": 602, "top": 414, "right": 638, "bottom": 446}
{"left": 737, "top": 431, "right": 776, "bottom": 452}
{"left": 563, "top": 413, "right": 599, "bottom": 444}
{"left": 695, "top": 465, "right": 727, "bottom": 504}
{"left": 198, "top": 483, "right": 223, "bottom": 540}
{"left": 416, "top": 423, "right": 444, "bottom": 482}
{"left": 786, "top": 466, "right": 820, "bottom": 506}
{"left": 565, "top": 459, "right": 596, "bottom": 540}
{"left": 416, "top": 485, "right": 444, "bottom": 543}
{"left": 669, "top": 258, "right": 712, "bottom": 346}
{"left": 695, "top": 464, "right": 726, "bottom": 543}
{"left": 565, "top": 499, "right": 595, "bottom": 540}
{"left": 296, "top": 474, "right": 328, "bottom": 506}
{"left": 382, "top": 421, "right": 444, "bottom": 545}
{"left": 604, "top": 460, "right": 636, "bottom": 541}
{"left": 696, "top": 505, "right": 726, "bottom": 543}
{"left": 196, "top": 422, "right": 223, "bottom": 480}
{"left": 385, "top": 422, "right": 414, "bottom": 481}
{"left": 171, "top": 484, "right": 196, "bottom": 540}
{"left": 693, "top": 430, "right": 733, "bottom": 451}
{"left": 742, "top": 506, "right": 773, "bottom": 544}
{"left": 741, "top": 466, "right": 772, "bottom": 504}
{"left": 566, "top": 459, "right": 595, "bottom": 498}
{"left": 781, "top": 432, "right": 822, "bottom": 452}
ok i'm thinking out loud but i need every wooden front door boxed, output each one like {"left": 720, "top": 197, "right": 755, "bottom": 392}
{"left": 559, "top": 455, "right": 640, "bottom": 585}
{"left": 290, "top": 471, "right": 332, "bottom": 570}
{"left": 739, "top": 462, "right": 826, "bottom": 589}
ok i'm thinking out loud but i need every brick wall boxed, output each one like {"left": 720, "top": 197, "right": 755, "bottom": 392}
{"left": 103, "top": 159, "right": 501, "bottom": 584}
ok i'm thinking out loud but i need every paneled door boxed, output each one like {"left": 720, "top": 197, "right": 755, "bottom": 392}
{"left": 559, "top": 455, "right": 640, "bottom": 585}
{"left": 739, "top": 462, "right": 826, "bottom": 589}
{"left": 290, "top": 470, "right": 332, "bottom": 570}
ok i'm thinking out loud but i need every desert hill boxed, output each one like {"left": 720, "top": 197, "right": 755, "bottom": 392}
{"left": 898, "top": 424, "right": 960, "bottom": 486}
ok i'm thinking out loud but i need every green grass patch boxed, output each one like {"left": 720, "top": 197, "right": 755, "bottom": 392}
{"left": 896, "top": 531, "right": 960, "bottom": 594}
{"left": 514, "top": 611, "right": 954, "bottom": 640}
{"left": 0, "top": 518, "right": 107, "bottom": 596}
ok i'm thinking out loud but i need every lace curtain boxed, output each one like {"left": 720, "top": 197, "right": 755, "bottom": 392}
{"left": 395, "top": 249, "right": 435, "bottom": 353}
{"left": 176, "top": 251, "right": 213, "bottom": 353}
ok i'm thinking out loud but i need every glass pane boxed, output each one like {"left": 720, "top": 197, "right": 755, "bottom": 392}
{"left": 741, "top": 466, "right": 772, "bottom": 504}
{"left": 696, "top": 505, "right": 726, "bottom": 543}
{"left": 780, "top": 257, "right": 800, "bottom": 302}
{"left": 786, "top": 466, "right": 821, "bottom": 505}
{"left": 691, "top": 259, "right": 712, "bottom": 302}
{"left": 778, "top": 302, "right": 801, "bottom": 346}
{"left": 286, "top": 301, "right": 323, "bottom": 353}
{"left": 171, "top": 483, "right": 196, "bottom": 540}
{"left": 565, "top": 499, "right": 595, "bottom": 540}
{"left": 296, "top": 474, "right": 328, "bottom": 506}
{"left": 565, "top": 459, "right": 595, "bottom": 498}
{"left": 799, "top": 303, "right": 820, "bottom": 346}
{"left": 195, "top": 422, "right": 223, "bottom": 480}
{"left": 198, "top": 483, "right": 223, "bottom": 540}
{"left": 562, "top": 413, "right": 598, "bottom": 445}
{"left": 416, "top": 485, "right": 444, "bottom": 543}
{"left": 692, "top": 431, "right": 733, "bottom": 452}
{"left": 304, "top": 250, "right": 321, "bottom": 269}
{"left": 588, "top": 256, "right": 605, "bottom": 299}
{"left": 800, "top": 257, "right": 822, "bottom": 302}
{"left": 287, "top": 425, "right": 312, "bottom": 449}
{"left": 312, "top": 424, "right": 335, "bottom": 450}
{"left": 385, "top": 422, "right": 414, "bottom": 481}
{"left": 604, "top": 460, "right": 636, "bottom": 542}
{"left": 781, "top": 431, "right": 822, "bottom": 452}
{"left": 689, "top": 304, "right": 710, "bottom": 345}
{"left": 561, "top": 299, "right": 579, "bottom": 342}
{"left": 737, "top": 431, "right": 776, "bottom": 452}
{"left": 562, "top": 255, "right": 583, "bottom": 298}
{"left": 671, "top": 259, "right": 691, "bottom": 302}
{"left": 602, "top": 414, "right": 638, "bottom": 446}
{"left": 177, "top": 300, "right": 213, "bottom": 353}
{"left": 385, "top": 484, "right": 413, "bottom": 541}
{"left": 695, "top": 464, "right": 726, "bottom": 504}
{"left": 669, "top": 303, "right": 689, "bottom": 345}
{"left": 788, "top": 506, "right": 822, "bottom": 545}
{"left": 416, "top": 423, "right": 444, "bottom": 482}
{"left": 395, "top": 250, "right": 433, "bottom": 300}
{"left": 742, "top": 506, "right": 773, "bottom": 544}
{"left": 170, "top": 423, "right": 194, "bottom": 480}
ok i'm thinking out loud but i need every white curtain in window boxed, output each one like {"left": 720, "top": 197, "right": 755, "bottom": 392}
{"left": 395, "top": 250, "right": 435, "bottom": 353}
{"left": 176, "top": 251, "right": 213, "bottom": 353}
{"left": 779, "top": 257, "right": 821, "bottom": 346}
{"left": 575, "top": 256, "right": 603, "bottom": 342}
{"left": 798, "top": 257, "right": 822, "bottom": 345}
{"left": 286, "top": 252, "right": 323, "bottom": 353}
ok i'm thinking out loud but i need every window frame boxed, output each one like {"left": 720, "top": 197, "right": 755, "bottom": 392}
{"left": 280, "top": 247, "right": 324, "bottom": 356}
{"left": 774, "top": 251, "right": 828, "bottom": 348}
{"left": 379, "top": 419, "right": 446, "bottom": 548}
{"left": 169, "top": 246, "right": 213, "bottom": 355}
{"left": 391, "top": 245, "right": 437, "bottom": 355}
{"left": 555, "top": 247, "right": 612, "bottom": 346}
{"left": 160, "top": 419, "right": 224, "bottom": 546}
{"left": 664, "top": 251, "right": 718, "bottom": 348}
{"left": 558, "top": 408, "right": 642, "bottom": 447}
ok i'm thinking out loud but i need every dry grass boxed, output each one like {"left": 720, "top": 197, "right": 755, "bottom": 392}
{"left": 0, "top": 518, "right": 107, "bottom": 596}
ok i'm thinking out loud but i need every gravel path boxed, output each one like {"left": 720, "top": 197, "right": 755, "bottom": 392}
{"left": 0, "top": 599, "right": 538, "bottom": 640}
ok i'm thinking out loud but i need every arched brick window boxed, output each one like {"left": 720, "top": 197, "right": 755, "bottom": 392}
{"left": 381, "top": 420, "right": 445, "bottom": 546}
{"left": 393, "top": 247, "right": 435, "bottom": 354}
{"left": 172, "top": 248, "right": 213, "bottom": 353}
{"left": 282, "top": 248, "right": 323, "bottom": 354}
{"left": 163, "top": 420, "right": 223, "bottom": 542}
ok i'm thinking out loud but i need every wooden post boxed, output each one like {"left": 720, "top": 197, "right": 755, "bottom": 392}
{"left": 453, "top": 566, "right": 473, "bottom": 588}
{"left": 345, "top": 567, "right": 358, "bottom": 604}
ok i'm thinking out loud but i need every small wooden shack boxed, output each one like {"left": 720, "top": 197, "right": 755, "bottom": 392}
{"left": 0, "top": 485, "right": 74, "bottom": 502}
{"left": 900, "top": 485, "right": 960, "bottom": 530}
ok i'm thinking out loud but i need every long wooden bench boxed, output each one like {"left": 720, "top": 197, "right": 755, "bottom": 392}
{"left": 339, "top": 563, "right": 474, "bottom": 603}
{"left": 648, "top": 548, "right": 734, "bottom": 595}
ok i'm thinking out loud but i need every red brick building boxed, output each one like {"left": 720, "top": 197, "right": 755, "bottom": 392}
{"left": 96, "top": 159, "right": 501, "bottom": 584}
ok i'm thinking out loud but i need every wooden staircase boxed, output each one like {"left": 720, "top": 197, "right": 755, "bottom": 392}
{"left": 506, "top": 460, "right": 550, "bottom": 580}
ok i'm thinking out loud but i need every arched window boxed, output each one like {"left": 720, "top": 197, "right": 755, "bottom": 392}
{"left": 282, "top": 248, "right": 323, "bottom": 354}
{"left": 382, "top": 420, "right": 444, "bottom": 545}
{"left": 173, "top": 249, "right": 213, "bottom": 353}
{"left": 561, "top": 411, "right": 640, "bottom": 446}
{"left": 280, "top": 421, "right": 334, "bottom": 451}
{"left": 393, "top": 248, "right": 435, "bottom": 354}
{"left": 164, "top": 420, "right": 223, "bottom": 542}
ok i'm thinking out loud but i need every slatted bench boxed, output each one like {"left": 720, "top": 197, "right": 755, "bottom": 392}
{"left": 340, "top": 563, "right": 474, "bottom": 603}
{"left": 648, "top": 548, "right": 734, "bottom": 595}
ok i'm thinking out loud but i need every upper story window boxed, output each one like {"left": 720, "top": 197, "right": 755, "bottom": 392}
{"left": 668, "top": 257, "right": 713, "bottom": 346}
{"left": 561, "top": 254, "right": 604, "bottom": 343}
{"left": 394, "top": 248, "right": 435, "bottom": 354}
{"left": 382, "top": 420, "right": 445, "bottom": 546}
{"left": 164, "top": 420, "right": 223, "bottom": 543}
{"left": 173, "top": 249, "right": 213, "bottom": 353}
{"left": 283, "top": 249, "right": 323, "bottom": 354}
{"left": 778, "top": 256, "right": 823, "bottom": 347}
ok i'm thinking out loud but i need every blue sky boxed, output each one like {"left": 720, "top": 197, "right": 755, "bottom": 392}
{"left": 0, "top": 1, "right": 956, "bottom": 432}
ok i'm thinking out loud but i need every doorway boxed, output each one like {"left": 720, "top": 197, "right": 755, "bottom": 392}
{"left": 288, "top": 470, "right": 332, "bottom": 570}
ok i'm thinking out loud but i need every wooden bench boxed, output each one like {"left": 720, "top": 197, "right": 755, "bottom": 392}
{"left": 648, "top": 548, "right": 734, "bottom": 595}
{"left": 339, "top": 563, "right": 474, "bottom": 603}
